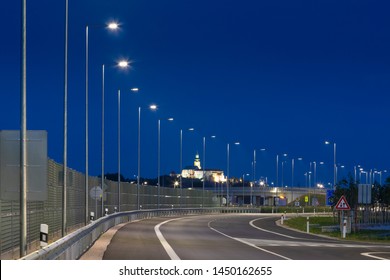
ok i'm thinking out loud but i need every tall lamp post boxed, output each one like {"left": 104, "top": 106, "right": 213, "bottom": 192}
{"left": 20, "top": 0, "right": 27, "bottom": 257}
{"left": 101, "top": 64, "right": 105, "bottom": 217}
{"left": 254, "top": 148, "right": 266, "bottom": 205}
{"left": 376, "top": 170, "right": 388, "bottom": 185}
{"left": 85, "top": 21, "right": 119, "bottom": 224}
{"left": 292, "top": 157, "right": 303, "bottom": 187}
{"left": 100, "top": 60, "right": 129, "bottom": 217}
{"left": 281, "top": 160, "right": 288, "bottom": 187}
{"left": 276, "top": 155, "right": 278, "bottom": 187}
{"left": 242, "top": 173, "right": 250, "bottom": 205}
{"left": 325, "top": 141, "right": 337, "bottom": 189}
{"left": 253, "top": 148, "right": 266, "bottom": 188}
{"left": 137, "top": 104, "right": 157, "bottom": 210}
{"left": 179, "top": 127, "right": 195, "bottom": 207}
{"left": 158, "top": 117, "right": 174, "bottom": 209}
{"left": 276, "top": 153, "right": 288, "bottom": 187}
{"left": 202, "top": 137, "right": 206, "bottom": 207}
{"left": 62, "top": 0, "right": 69, "bottom": 238}
{"left": 201, "top": 135, "right": 216, "bottom": 208}
{"left": 226, "top": 142, "right": 240, "bottom": 206}
{"left": 117, "top": 87, "right": 138, "bottom": 212}
{"left": 117, "top": 89, "right": 120, "bottom": 211}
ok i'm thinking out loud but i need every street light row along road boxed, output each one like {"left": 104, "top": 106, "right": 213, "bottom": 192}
{"left": 81, "top": 214, "right": 390, "bottom": 260}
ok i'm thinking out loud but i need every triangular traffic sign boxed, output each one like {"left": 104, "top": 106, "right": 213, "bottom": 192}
{"left": 335, "top": 195, "right": 351, "bottom": 210}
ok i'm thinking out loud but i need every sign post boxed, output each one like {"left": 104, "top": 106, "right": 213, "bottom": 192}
{"left": 335, "top": 195, "right": 351, "bottom": 238}
{"left": 335, "top": 195, "right": 351, "bottom": 211}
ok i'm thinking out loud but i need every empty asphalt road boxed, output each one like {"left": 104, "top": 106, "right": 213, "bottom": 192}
{"left": 82, "top": 214, "right": 390, "bottom": 260}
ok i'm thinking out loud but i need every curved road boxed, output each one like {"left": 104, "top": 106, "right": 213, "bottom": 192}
{"left": 95, "top": 214, "right": 390, "bottom": 260}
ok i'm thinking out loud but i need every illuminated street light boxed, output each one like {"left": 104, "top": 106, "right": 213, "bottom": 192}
{"left": 202, "top": 135, "right": 217, "bottom": 207}
{"left": 86, "top": 20, "right": 123, "bottom": 223}
{"left": 137, "top": 104, "right": 157, "bottom": 209}
{"left": 227, "top": 142, "right": 240, "bottom": 206}
{"left": 242, "top": 173, "right": 250, "bottom": 206}
{"left": 20, "top": 0, "right": 27, "bottom": 257}
{"left": 107, "top": 22, "right": 119, "bottom": 30}
{"left": 325, "top": 140, "right": 337, "bottom": 189}
{"left": 62, "top": 0, "right": 69, "bottom": 240}
{"left": 253, "top": 148, "right": 266, "bottom": 186}
{"left": 117, "top": 88, "right": 139, "bottom": 212}
{"left": 158, "top": 117, "right": 174, "bottom": 208}
{"left": 101, "top": 61, "right": 131, "bottom": 216}
{"left": 276, "top": 153, "right": 288, "bottom": 187}
{"left": 118, "top": 60, "right": 130, "bottom": 68}
{"left": 292, "top": 157, "right": 303, "bottom": 187}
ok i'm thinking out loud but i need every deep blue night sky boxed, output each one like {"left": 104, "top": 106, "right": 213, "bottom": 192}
{"left": 1, "top": 0, "right": 389, "bottom": 186}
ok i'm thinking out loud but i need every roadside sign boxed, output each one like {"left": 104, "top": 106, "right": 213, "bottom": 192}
{"left": 335, "top": 195, "right": 351, "bottom": 210}
{"left": 326, "top": 190, "right": 334, "bottom": 206}
{"left": 89, "top": 186, "right": 102, "bottom": 200}
{"left": 358, "top": 184, "right": 371, "bottom": 204}
{"left": 304, "top": 196, "right": 308, "bottom": 203}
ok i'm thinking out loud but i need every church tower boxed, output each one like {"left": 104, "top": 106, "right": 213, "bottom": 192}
{"left": 194, "top": 152, "right": 201, "bottom": 170}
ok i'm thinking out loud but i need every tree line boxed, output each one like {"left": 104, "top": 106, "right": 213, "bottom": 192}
{"left": 333, "top": 176, "right": 390, "bottom": 208}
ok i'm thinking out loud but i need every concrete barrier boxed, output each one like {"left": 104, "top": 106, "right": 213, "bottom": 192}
{"left": 21, "top": 207, "right": 263, "bottom": 260}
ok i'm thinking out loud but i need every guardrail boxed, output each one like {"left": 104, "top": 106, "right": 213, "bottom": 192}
{"left": 21, "top": 207, "right": 265, "bottom": 260}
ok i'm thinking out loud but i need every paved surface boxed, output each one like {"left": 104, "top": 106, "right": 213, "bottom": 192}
{"left": 79, "top": 214, "right": 390, "bottom": 260}
{"left": 79, "top": 223, "right": 128, "bottom": 260}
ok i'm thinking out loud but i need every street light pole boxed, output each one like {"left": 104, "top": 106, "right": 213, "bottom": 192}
{"left": 334, "top": 143, "right": 337, "bottom": 187}
{"left": 226, "top": 142, "right": 239, "bottom": 206}
{"left": 117, "top": 87, "right": 138, "bottom": 212}
{"left": 85, "top": 22, "right": 119, "bottom": 223}
{"left": 180, "top": 129, "right": 182, "bottom": 207}
{"left": 202, "top": 136, "right": 206, "bottom": 207}
{"left": 276, "top": 155, "right": 279, "bottom": 187}
{"left": 101, "top": 64, "right": 105, "bottom": 216}
{"left": 242, "top": 174, "right": 245, "bottom": 205}
{"left": 291, "top": 158, "right": 294, "bottom": 187}
{"left": 85, "top": 25, "right": 89, "bottom": 224}
{"left": 157, "top": 117, "right": 173, "bottom": 209}
{"left": 253, "top": 149, "right": 256, "bottom": 188}
{"left": 137, "top": 106, "right": 141, "bottom": 210}
{"left": 179, "top": 128, "right": 194, "bottom": 207}
{"left": 20, "top": 0, "right": 27, "bottom": 257}
{"left": 137, "top": 105, "right": 157, "bottom": 210}
{"left": 227, "top": 143, "right": 230, "bottom": 206}
{"left": 158, "top": 119, "right": 160, "bottom": 208}
{"left": 313, "top": 161, "right": 317, "bottom": 188}
{"left": 117, "top": 89, "right": 121, "bottom": 211}
{"left": 325, "top": 141, "right": 337, "bottom": 189}
{"left": 63, "top": 0, "right": 69, "bottom": 237}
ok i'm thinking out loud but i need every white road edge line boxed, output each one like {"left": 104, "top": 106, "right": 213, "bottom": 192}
{"left": 208, "top": 219, "right": 292, "bottom": 260}
{"left": 249, "top": 217, "right": 301, "bottom": 239}
{"left": 154, "top": 217, "right": 183, "bottom": 260}
{"left": 361, "top": 252, "right": 389, "bottom": 260}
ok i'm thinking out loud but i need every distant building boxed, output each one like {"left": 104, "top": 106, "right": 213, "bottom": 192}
{"left": 181, "top": 153, "right": 226, "bottom": 183}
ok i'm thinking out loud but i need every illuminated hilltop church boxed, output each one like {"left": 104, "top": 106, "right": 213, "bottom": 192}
{"left": 181, "top": 153, "right": 226, "bottom": 183}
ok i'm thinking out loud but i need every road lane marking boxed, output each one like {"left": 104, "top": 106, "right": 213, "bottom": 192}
{"left": 361, "top": 252, "right": 390, "bottom": 260}
{"left": 208, "top": 219, "right": 292, "bottom": 260}
{"left": 249, "top": 217, "right": 301, "bottom": 239}
{"left": 154, "top": 218, "right": 183, "bottom": 260}
{"left": 239, "top": 238, "right": 390, "bottom": 248}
